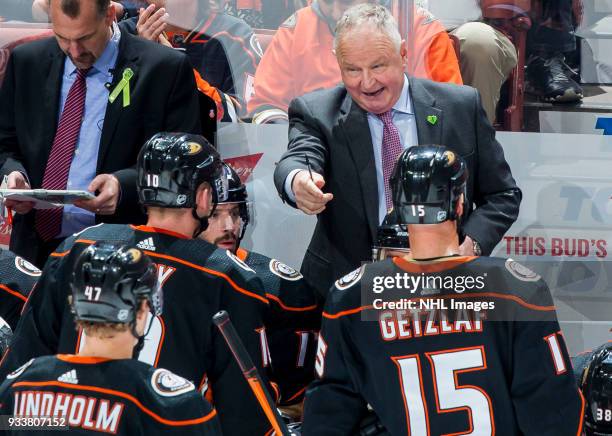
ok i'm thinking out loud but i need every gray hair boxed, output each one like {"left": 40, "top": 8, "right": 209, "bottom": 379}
{"left": 334, "top": 4, "right": 402, "bottom": 52}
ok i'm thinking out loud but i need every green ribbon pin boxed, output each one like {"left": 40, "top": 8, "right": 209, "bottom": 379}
{"left": 427, "top": 115, "right": 438, "bottom": 125}
{"left": 108, "top": 68, "right": 134, "bottom": 107}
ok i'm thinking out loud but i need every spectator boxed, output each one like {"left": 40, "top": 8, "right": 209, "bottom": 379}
{"left": 526, "top": 0, "right": 583, "bottom": 102}
{"left": 248, "top": 0, "right": 462, "bottom": 123}
{"left": 273, "top": 4, "right": 521, "bottom": 297}
{"left": 418, "top": 0, "right": 518, "bottom": 123}
{"left": 0, "top": 0, "right": 201, "bottom": 267}
{"left": 120, "top": 0, "right": 262, "bottom": 120}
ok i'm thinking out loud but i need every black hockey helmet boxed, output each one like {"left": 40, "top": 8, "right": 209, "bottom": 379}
{"left": 372, "top": 212, "right": 409, "bottom": 261}
{"left": 137, "top": 132, "right": 228, "bottom": 209}
{"left": 70, "top": 242, "right": 162, "bottom": 325}
{"left": 216, "top": 162, "right": 250, "bottom": 239}
{"left": 581, "top": 342, "right": 612, "bottom": 435}
{"left": 390, "top": 145, "right": 467, "bottom": 225}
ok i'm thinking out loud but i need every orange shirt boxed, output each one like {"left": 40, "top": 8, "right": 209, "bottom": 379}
{"left": 248, "top": 5, "right": 462, "bottom": 114}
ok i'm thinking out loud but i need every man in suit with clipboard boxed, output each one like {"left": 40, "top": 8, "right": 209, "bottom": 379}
{"left": 0, "top": 0, "right": 201, "bottom": 267}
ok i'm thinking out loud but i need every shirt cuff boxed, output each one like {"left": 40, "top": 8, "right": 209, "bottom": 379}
{"left": 284, "top": 169, "right": 303, "bottom": 203}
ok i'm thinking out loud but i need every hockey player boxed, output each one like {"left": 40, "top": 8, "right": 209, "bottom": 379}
{"left": 200, "top": 162, "right": 321, "bottom": 408}
{"left": 0, "top": 133, "right": 275, "bottom": 435}
{"left": 572, "top": 342, "right": 612, "bottom": 436}
{"left": 0, "top": 242, "right": 221, "bottom": 435}
{"left": 301, "top": 145, "right": 585, "bottom": 435}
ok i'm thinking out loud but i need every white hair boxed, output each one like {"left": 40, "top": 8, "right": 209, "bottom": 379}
{"left": 334, "top": 3, "right": 402, "bottom": 53}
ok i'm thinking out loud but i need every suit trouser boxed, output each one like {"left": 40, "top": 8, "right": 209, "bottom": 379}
{"left": 451, "top": 22, "right": 518, "bottom": 124}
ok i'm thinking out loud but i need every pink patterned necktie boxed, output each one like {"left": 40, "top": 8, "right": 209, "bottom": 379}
{"left": 377, "top": 110, "right": 404, "bottom": 212}
{"left": 35, "top": 67, "right": 90, "bottom": 241}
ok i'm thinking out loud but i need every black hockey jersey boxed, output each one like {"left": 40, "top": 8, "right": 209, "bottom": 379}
{"left": 0, "top": 248, "right": 39, "bottom": 330}
{"left": 0, "top": 224, "right": 273, "bottom": 436}
{"left": 0, "top": 354, "right": 220, "bottom": 435}
{"left": 302, "top": 256, "right": 585, "bottom": 436}
{"left": 237, "top": 248, "right": 321, "bottom": 405}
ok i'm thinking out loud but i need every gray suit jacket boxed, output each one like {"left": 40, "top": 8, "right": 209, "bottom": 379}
{"left": 274, "top": 77, "right": 522, "bottom": 297}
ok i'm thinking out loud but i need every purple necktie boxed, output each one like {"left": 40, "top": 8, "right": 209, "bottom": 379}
{"left": 35, "top": 68, "right": 90, "bottom": 241}
{"left": 377, "top": 110, "right": 404, "bottom": 212}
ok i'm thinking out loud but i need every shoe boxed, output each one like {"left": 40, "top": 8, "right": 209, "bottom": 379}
{"left": 527, "top": 53, "right": 584, "bottom": 103}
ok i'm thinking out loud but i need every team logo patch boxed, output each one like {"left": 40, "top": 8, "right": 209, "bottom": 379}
{"left": 227, "top": 250, "right": 255, "bottom": 273}
{"left": 505, "top": 259, "right": 541, "bottom": 282}
{"left": 151, "top": 368, "right": 195, "bottom": 397}
{"left": 186, "top": 142, "right": 202, "bottom": 155}
{"left": 7, "top": 358, "right": 34, "bottom": 380}
{"left": 443, "top": 151, "right": 456, "bottom": 165}
{"left": 269, "top": 259, "right": 302, "bottom": 281}
{"left": 14, "top": 256, "right": 41, "bottom": 277}
{"left": 335, "top": 266, "right": 365, "bottom": 290}
{"left": 126, "top": 248, "right": 142, "bottom": 262}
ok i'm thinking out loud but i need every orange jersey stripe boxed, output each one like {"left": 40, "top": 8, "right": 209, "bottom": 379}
{"left": 130, "top": 225, "right": 189, "bottom": 239}
{"left": 266, "top": 293, "right": 318, "bottom": 312}
{"left": 286, "top": 386, "right": 307, "bottom": 403}
{"left": 0, "top": 284, "right": 27, "bottom": 302}
{"left": 56, "top": 354, "right": 111, "bottom": 364}
{"left": 323, "top": 305, "right": 373, "bottom": 319}
{"left": 143, "top": 251, "right": 269, "bottom": 305}
{"left": 12, "top": 380, "right": 217, "bottom": 426}
{"left": 50, "top": 239, "right": 96, "bottom": 257}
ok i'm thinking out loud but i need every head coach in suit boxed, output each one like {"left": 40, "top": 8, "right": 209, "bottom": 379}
{"left": 273, "top": 3, "right": 522, "bottom": 298}
{"left": 0, "top": 0, "right": 202, "bottom": 267}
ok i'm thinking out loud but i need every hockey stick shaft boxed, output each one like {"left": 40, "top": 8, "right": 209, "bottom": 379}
{"left": 213, "top": 310, "right": 289, "bottom": 436}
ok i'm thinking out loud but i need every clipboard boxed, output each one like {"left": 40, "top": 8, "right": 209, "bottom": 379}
{"left": 0, "top": 189, "right": 95, "bottom": 209}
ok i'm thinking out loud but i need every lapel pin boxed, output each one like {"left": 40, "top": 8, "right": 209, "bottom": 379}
{"left": 427, "top": 115, "right": 438, "bottom": 125}
{"left": 108, "top": 67, "right": 134, "bottom": 107}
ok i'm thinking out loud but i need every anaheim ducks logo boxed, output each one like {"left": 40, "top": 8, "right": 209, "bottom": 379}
{"left": 151, "top": 369, "right": 195, "bottom": 397}
{"left": 505, "top": 259, "right": 541, "bottom": 282}
{"left": 186, "top": 142, "right": 202, "bottom": 155}
{"left": 335, "top": 266, "right": 365, "bottom": 290}
{"left": 444, "top": 150, "right": 456, "bottom": 165}
{"left": 269, "top": 259, "right": 302, "bottom": 281}
{"left": 14, "top": 256, "right": 41, "bottom": 277}
{"left": 126, "top": 248, "right": 142, "bottom": 263}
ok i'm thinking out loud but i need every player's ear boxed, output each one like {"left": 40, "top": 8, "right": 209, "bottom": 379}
{"left": 455, "top": 194, "right": 464, "bottom": 218}
{"left": 136, "top": 300, "right": 149, "bottom": 322}
{"left": 195, "top": 182, "right": 213, "bottom": 214}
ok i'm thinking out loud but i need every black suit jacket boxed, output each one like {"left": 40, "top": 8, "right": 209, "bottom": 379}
{"left": 274, "top": 77, "right": 522, "bottom": 296}
{"left": 0, "top": 28, "right": 201, "bottom": 264}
